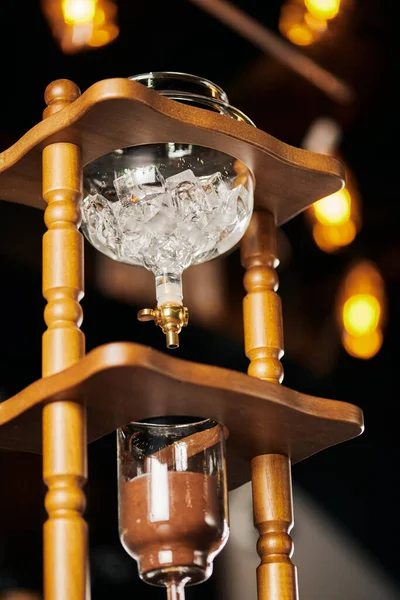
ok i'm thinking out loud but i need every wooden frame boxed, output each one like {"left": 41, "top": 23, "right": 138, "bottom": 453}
{"left": 0, "top": 78, "right": 362, "bottom": 600}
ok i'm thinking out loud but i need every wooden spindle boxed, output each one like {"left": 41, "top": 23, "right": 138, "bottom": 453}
{"left": 241, "top": 210, "right": 284, "bottom": 383}
{"left": 241, "top": 210, "right": 298, "bottom": 600}
{"left": 251, "top": 455, "right": 298, "bottom": 600}
{"left": 42, "top": 80, "right": 87, "bottom": 600}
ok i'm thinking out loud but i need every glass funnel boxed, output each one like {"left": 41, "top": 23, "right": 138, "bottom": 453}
{"left": 117, "top": 417, "right": 229, "bottom": 599}
{"left": 80, "top": 72, "right": 255, "bottom": 347}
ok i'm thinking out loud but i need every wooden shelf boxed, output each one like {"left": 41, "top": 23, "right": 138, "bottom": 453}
{"left": 0, "top": 342, "right": 363, "bottom": 490}
{"left": 0, "top": 77, "right": 344, "bottom": 225}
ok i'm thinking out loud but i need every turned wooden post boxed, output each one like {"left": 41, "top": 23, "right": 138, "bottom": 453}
{"left": 42, "top": 80, "right": 88, "bottom": 600}
{"left": 241, "top": 210, "right": 298, "bottom": 600}
{"left": 251, "top": 455, "right": 297, "bottom": 600}
{"left": 241, "top": 210, "right": 283, "bottom": 383}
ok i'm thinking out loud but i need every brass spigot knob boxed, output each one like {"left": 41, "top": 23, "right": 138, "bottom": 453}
{"left": 137, "top": 304, "right": 189, "bottom": 349}
{"left": 137, "top": 308, "right": 157, "bottom": 322}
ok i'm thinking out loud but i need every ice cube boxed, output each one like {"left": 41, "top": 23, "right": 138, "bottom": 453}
{"left": 204, "top": 209, "right": 236, "bottom": 233}
{"left": 223, "top": 185, "right": 243, "bottom": 215}
{"left": 134, "top": 165, "right": 162, "bottom": 185}
{"left": 119, "top": 208, "right": 141, "bottom": 237}
{"left": 119, "top": 194, "right": 162, "bottom": 232}
{"left": 217, "top": 180, "right": 230, "bottom": 200}
{"left": 197, "top": 173, "right": 224, "bottom": 212}
{"left": 199, "top": 172, "right": 223, "bottom": 195}
{"left": 84, "top": 197, "right": 120, "bottom": 256}
{"left": 121, "top": 230, "right": 153, "bottom": 263}
{"left": 114, "top": 167, "right": 165, "bottom": 205}
{"left": 170, "top": 181, "right": 196, "bottom": 219}
{"left": 157, "top": 191, "right": 174, "bottom": 210}
{"left": 236, "top": 187, "right": 250, "bottom": 221}
{"left": 83, "top": 194, "right": 118, "bottom": 239}
{"left": 176, "top": 221, "right": 201, "bottom": 243}
{"left": 131, "top": 165, "right": 165, "bottom": 198}
{"left": 186, "top": 208, "right": 209, "bottom": 229}
{"left": 81, "top": 195, "right": 101, "bottom": 234}
{"left": 165, "top": 169, "right": 197, "bottom": 188}
{"left": 145, "top": 208, "right": 176, "bottom": 235}
{"left": 196, "top": 231, "right": 218, "bottom": 254}
{"left": 139, "top": 195, "right": 162, "bottom": 222}
{"left": 142, "top": 234, "right": 191, "bottom": 273}
{"left": 199, "top": 179, "right": 231, "bottom": 213}
{"left": 113, "top": 173, "right": 135, "bottom": 206}
{"left": 173, "top": 182, "right": 211, "bottom": 225}
{"left": 237, "top": 198, "right": 248, "bottom": 221}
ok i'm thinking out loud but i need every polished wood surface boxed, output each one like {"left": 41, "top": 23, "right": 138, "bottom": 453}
{"left": 41, "top": 81, "right": 87, "bottom": 600}
{"left": 252, "top": 455, "right": 298, "bottom": 600}
{"left": 0, "top": 78, "right": 344, "bottom": 225}
{"left": 241, "top": 211, "right": 284, "bottom": 382}
{"left": 0, "top": 342, "right": 363, "bottom": 490}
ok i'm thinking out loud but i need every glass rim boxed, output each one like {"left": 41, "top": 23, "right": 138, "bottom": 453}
{"left": 128, "top": 70, "right": 255, "bottom": 127}
{"left": 83, "top": 141, "right": 254, "bottom": 165}
{"left": 128, "top": 71, "right": 229, "bottom": 102}
{"left": 124, "top": 416, "right": 217, "bottom": 429}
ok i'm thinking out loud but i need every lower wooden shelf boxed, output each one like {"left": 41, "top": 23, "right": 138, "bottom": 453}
{"left": 0, "top": 342, "right": 363, "bottom": 490}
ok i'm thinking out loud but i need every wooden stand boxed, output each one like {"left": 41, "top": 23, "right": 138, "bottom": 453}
{"left": 242, "top": 211, "right": 298, "bottom": 600}
{"left": 42, "top": 81, "right": 87, "bottom": 600}
{"left": 0, "top": 78, "right": 363, "bottom": 600}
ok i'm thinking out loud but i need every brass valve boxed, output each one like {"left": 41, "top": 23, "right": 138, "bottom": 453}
{"left": 137, "top": 303, "right": 189, "bottom": 349}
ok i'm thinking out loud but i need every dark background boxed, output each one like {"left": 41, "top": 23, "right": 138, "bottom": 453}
{"left": 0, "top": 0, "right": 399, "bottom": 597}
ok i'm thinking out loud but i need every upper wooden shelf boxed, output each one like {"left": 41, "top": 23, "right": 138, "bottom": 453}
{"left": 0, "top": 342, "right": 363, "bottom": 490}
{"left": 0, "top": 78, "right": 344, "bottom": 225}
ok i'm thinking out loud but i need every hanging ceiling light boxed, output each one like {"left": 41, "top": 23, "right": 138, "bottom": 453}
{"left": 302, "top": 118, "right": 362, "bottom": 253}
{"left": 309, "top": 181, "right": 361, "bottom": 253}
{"left": 41, "top": 0, "right": 119, "bottom": 53}
{"left": 336, "top": 260, "right": 387, "bottom": 359}
{"left": 62, "top": 0, "right": 96, "bottom": 24}
{"left": 279, "top": 0, "right": 343, "bottom": 47}
{"left": 313, "top": 188, "right": 351, "bottom": 226}
{"left": 305, "top": 0, "right": 341, "bottom": 21}
{"left": 279, "top": 2, "right": 326, "bottom": 46}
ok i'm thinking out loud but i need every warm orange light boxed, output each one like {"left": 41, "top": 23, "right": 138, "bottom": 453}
{"left": 279, "top": 3, "right": 323, "bottom": 46}
{"left": 304, "top": 11, "right": 328, "bottom": 32}
{"left": 93, "top": 6, "right": 105, "bottom": 25}
{"left": 306, "top": 165, "right": 362, "bottom": 254}
{"left": 42, "top": 0, "right": 118, "bottom": 53}
{"left": 314, "top": 188, "right": 351, "bottom": 226}
{"left": 305, "top": 0, "right": 341, "bottom": 20}
{"left": 87, "top": 23, "right": 119, "bottom": 47}
{"left": 312, "top": 219, "right": 356, "bottom": 253}
{"left": 286, "top": 23, "right": 315, "bottom": 45}
{"left": 342, "top": 329, "right": 383, "bottom": 360}
{"left": 336, "top": 260, "right": 386, "bottom": 360}
{"left": 343, "top": 294, "right": 380, "bottom": 337}
{"left": 62, "top": 0, "right": 96, "bottom": 25}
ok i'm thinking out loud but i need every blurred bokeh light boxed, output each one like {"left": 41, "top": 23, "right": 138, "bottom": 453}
{"left": 62, "top": 0, "right": 96, "bottom": 24}
{"left": 336, "top": 260, "right": 386, "bottom": 359}
{"left": 279, "top": 0, "right": 343, "bottom": 46}
{"left": 314, "top": 189, "right": 351, "bottom": 226}
{"left": 305, "top": 0, "right": 341, "bottom": 20}
{"left": 42, "top": 0, "right": 118, "bottom": 53}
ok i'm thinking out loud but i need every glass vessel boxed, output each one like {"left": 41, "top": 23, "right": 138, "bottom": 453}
{"left": 80, "top": 72, "right": 255, "bottom": 346}
{"left": 117, "top": 417, "right": 229, "bottom": 600}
